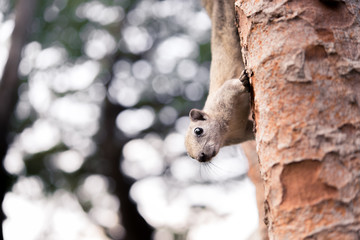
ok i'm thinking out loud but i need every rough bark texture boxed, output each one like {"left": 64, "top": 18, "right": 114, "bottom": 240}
{"left": 0, "top": 0, "right": 37, "bottom": 238}
{"left": 235, "top": 0, "right": 360, "bottom": 239}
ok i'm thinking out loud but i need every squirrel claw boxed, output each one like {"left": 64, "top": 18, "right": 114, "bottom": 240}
{"left": 240, "top": 69, "right": 252, "bottom": 92}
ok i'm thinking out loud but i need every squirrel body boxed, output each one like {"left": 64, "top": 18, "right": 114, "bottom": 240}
{"left": 185, "top": 0, "right": 254, "bottom": 162}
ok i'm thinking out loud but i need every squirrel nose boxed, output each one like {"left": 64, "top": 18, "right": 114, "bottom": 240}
{"left": 198, "top": 152, "right": 208, "bottom": 162}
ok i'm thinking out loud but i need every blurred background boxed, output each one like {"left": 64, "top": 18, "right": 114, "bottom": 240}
{"left": 0, "top": 0, "right": 258, "bottom": 239}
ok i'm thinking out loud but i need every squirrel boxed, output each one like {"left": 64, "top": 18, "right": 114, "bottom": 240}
{"left": 185, "top": 0, "right": 254, "bottom": 162}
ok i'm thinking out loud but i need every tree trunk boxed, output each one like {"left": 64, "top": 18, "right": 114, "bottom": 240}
{"left": 236, "top": 0, "right": 360, "bottom": 239}
{"left": 242, "top": 141, "right": 268, "bottom": 239}
{"left": 0, "top": 0, "right": 37, "bottom": 239}
{"left": 97, "top": 97, "right": 154, "bottom": 240}
{"left": 96, "top": 52, "right": 153, "bottom": 240}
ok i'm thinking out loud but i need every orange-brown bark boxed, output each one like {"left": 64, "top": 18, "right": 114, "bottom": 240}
{"left": 236, "top": 0, "right": 360, "bottom": 239}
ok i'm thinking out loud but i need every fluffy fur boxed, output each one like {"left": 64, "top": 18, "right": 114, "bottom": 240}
{"left": 185, "top": 0, "right": 254, "bottom": 162}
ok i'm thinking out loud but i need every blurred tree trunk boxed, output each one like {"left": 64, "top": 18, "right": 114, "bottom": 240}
{"left": 96, "top": 54, "right": 153, "bottom": 239}
{"left": 97, "top": 97, "right": 153, "bottom": 240}
{"left": 0, "top": 0, "right": 37, "bottom": 238}
{"left": 242, "top": 141, "right": 268, "bottom": 240}
{"left": 236, "top": 0, "right": 360, "bottom": 239}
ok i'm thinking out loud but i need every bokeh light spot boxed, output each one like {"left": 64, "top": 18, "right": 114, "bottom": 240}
{"left": 116, "top": 107, "right": 155, "bottom": 136}
{"left": 52, "top": 150, "right": 84, "bottom": 173}
{"left": 122, "top": 139, "right": 164, "bottom": 179}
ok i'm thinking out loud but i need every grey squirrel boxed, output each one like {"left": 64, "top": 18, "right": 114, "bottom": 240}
{"left": 185, "top": 0, "right": 254, "bottom": 162}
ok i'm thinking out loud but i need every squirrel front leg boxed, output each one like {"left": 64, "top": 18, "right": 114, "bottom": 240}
{"left": 204, "top": 71, "right": 254, "bottom": 145}
{"left": 205, "top": 70, "right": 251, "bottom": 118}
{"left": 240, "top": 69, "right": 252, "bottom": 92}
{"left": 220, "top": 77, "right": 254, "bottom": 145}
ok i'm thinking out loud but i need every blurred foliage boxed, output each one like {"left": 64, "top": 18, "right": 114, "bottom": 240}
{"left": 1, "top": 0, "right": 220, "bottom": 239}
{"left": 6, "top": 0, "right": 210, "bottom": 184}
{"left": 1, "top": 0, "right": 258, "bottom": 238}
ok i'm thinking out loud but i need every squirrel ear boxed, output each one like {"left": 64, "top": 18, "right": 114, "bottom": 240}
{"left": 189, "top": 109, "right": 207, "bottom": 121}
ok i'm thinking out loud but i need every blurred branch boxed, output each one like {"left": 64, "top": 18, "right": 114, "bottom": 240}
{"left": 0, "top": 0, "right": 37, "bottom": 238}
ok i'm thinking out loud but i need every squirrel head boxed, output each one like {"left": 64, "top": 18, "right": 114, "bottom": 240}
{"left": 185, "top": 108, "right": 223, "bottom": 162}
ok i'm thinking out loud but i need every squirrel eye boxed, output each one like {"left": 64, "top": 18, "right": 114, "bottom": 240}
{"left": 194, "top": 127, "right": 203, "bottom": 136}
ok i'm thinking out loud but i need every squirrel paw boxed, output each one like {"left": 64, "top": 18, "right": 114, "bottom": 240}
{"left": 239, "top": 69, "right": 252, "bottom": 92}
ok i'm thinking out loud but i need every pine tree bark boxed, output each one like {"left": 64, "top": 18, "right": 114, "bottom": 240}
{"left": 236, "top": 0, "right": 360, "bottom": 239}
